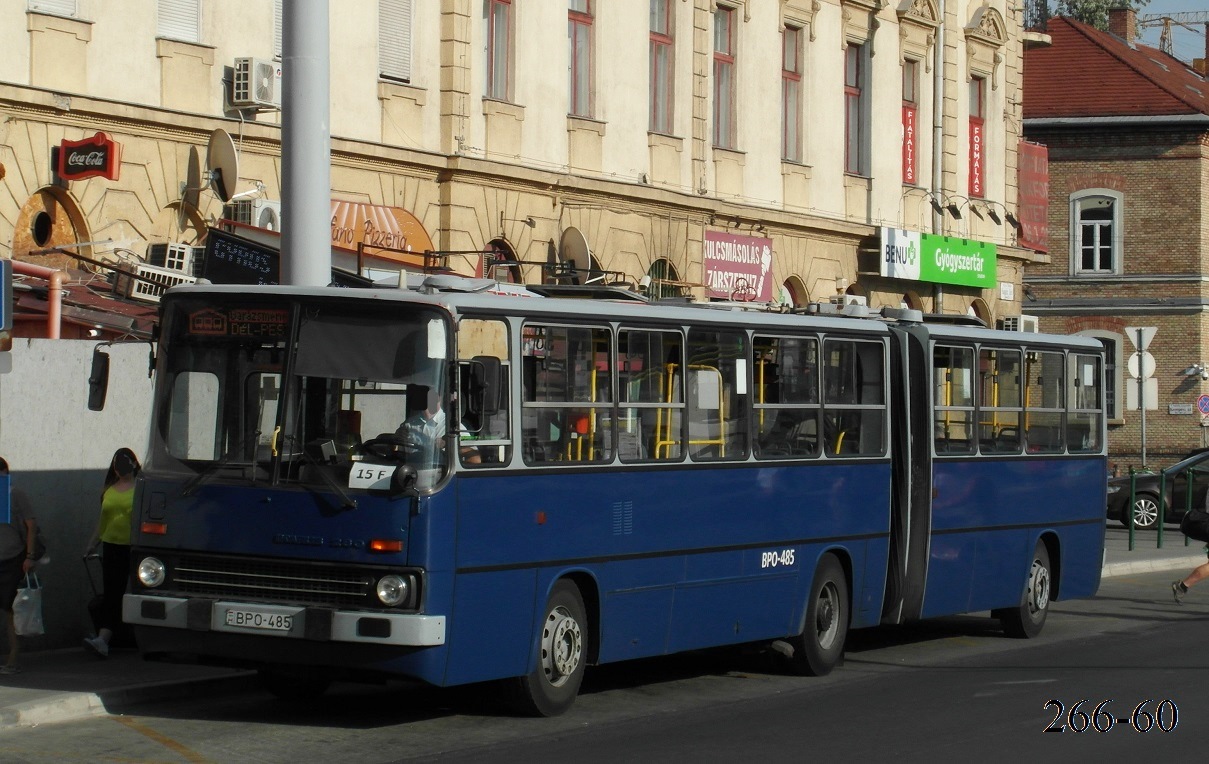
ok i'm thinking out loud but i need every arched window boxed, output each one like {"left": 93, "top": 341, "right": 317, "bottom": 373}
{"left": 645, "top": 259, "right": 685, "bottom": 300}
{"left": 486, "top": 239, "right": 522, "bottom": 283}
{"left": 1070, "top": 190, "right": 1123, "bottom": 276}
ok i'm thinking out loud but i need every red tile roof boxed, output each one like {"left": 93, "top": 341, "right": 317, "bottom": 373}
{"left": 1023, "top": 17, "right": 1209, "bottom": 119}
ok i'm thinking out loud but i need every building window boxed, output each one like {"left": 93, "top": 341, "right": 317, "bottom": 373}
{"left": 28, "top": 0, "right": 77, "bottom": 17}
{"left": 844, "top": 43, "right": 867, "bottom": 175}
{"left": 646, "top": 259, "right": 686, "bottom": 300}
{"left": 158, "top": 0, "right": 201, "bottom": 43}
{"left": 902, "top": 59, "right": 918, "bottom": 186}
{"left": 568, "top": 1, "right": 593, "bottom": 117}
{"left": 380, "top": 0, "right": 414, "bottom": 83}
{"left": 487, "top": 0, "right": 512, "bottom": 100}
{"left": 969, "top": 76, "right": 985, "bottom": 198}
{"left": 273, "top": 0, "right": 282, "bottom": 58}
{"left": 782, "top": 26, "right": 803, "bottom": 162}
{"left": 650, "top": 0, "right": 674, "bottom": 134}
{"left": 1071, "top": 191, "right": 1122, "bottom": 274}
{"left": 713, "top": 5, "right": 736, "bottom": 149}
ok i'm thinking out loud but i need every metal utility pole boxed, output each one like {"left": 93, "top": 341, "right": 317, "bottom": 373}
{"left": 1138, "top": 12, "right": 1209, "bottom": 58}
{"left": 280, "top": 0, "right": 331, "bottom": 287}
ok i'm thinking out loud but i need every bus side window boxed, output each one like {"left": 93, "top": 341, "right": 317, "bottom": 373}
{"left": 685, "top": 328, "right": 748, "bottom": 461}
{"left": 520, "top": 324, "right": 612, "bottom": 465}
{"left": 457, "top": 318, "right": 512, "bottom": 467}
{"left": 618, "top": 328, "right": 683, "bottom": 462}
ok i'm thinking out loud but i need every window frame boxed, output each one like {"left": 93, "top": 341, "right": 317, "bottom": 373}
{"left": 1069, "top": 190, "right": 1123, "bottom": 276}
{"left": 157, "top": 0, "right": 202, "bottom": 43}
{"left": 844, "top": 42, "right": 868, "bottom": 176}
{"left": 487, "top": 0, "right": 513, "bottom": 101}
{"left": 968, "top": 76, "right": 986, "bottom": 198}
{"left": 568, "top": 0, "right": 593, "bottom": 117}
{"left": 712, "top": 5, "right": 736, "bottom": 150}
{"left": 649, "top": 0, "right": 674, "bottom": 134}
{"left": 902, "top": 58, "right": 919, "bottom": 186}
{"left": 379, "top": 0, "right": 414, "bottom": 83}
{"left": 781, "top": 25, "right": 803, "bottom": 162}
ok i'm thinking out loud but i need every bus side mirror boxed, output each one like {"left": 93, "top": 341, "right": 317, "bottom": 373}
{"left": 87, "top": 346, "right": 111, "bottom": 411}
{"left": 391, "top": 464, "right": 418, "bottom": 497}
{"left": 465, "top": 355, "right": 502, "bottom": 415}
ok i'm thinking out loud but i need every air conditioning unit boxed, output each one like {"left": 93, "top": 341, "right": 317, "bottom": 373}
{"left": 998, "top": 315, "right": 1040, "bottom": 333}
{"left": 223, "top": 198, "right": 282, "bottom": 231}
{"left": 117, "top": 262, "right": 198, "bottom": 304}
{"left": 147, "top": 242, "right": 204, "bottom": 277}
{"left": 232, "top": 57, "right": 282, "bottom": 110}
{"left": 830, "top": 294, "right": 867, "bottom": 307}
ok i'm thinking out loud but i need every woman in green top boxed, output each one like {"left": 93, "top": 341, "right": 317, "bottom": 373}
{"left": 83, "top": 448, "right": 139, "bottom": 657}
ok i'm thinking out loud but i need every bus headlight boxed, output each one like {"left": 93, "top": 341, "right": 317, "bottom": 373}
{"left": 138, "top": 557, "right": 166, "bottom": 588}
{"left": 376, "top": 574, "right": 410, "bottom": 607}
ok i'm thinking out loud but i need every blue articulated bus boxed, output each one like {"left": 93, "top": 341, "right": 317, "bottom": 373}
{"left": 112, "top": 276, "right": 1106, "bottom": 715}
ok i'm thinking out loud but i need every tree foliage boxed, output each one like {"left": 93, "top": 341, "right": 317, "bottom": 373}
{"left": 1024, "top": 0, "right": 1151, "bottom": 32}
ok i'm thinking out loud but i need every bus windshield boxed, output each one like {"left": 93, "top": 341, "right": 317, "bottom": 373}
{"left": 151, "top": 296, "right": 452, "bottom": 491}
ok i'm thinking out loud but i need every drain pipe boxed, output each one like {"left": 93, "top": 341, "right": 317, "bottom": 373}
{"left": 9, "top": 260, "right": 63, "bottom": 339}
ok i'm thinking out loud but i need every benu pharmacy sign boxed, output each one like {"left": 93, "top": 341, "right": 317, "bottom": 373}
{"left": 879, "top": 227, "right": 997, "bottom": 288}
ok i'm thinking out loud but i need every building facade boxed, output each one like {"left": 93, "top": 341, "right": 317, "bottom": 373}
{"left": 1022, "top": 10, "right": 1209, "bottom": 469}
{"left": 3, "top": 0, "right": 1037, "bottom": 335}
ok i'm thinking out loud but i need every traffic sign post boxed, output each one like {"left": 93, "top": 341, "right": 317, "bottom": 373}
{"left": 1125, "top": 327, "right": 1157, "bottom": 467}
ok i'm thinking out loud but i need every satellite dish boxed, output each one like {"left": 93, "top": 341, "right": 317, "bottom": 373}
{"left": 206, "top": 129, "right": 240, "bottom": 203}
{"left": 558, "top": 227, "right": 591, "bottom": 283}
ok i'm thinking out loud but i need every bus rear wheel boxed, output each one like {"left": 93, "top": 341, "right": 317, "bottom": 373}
{"left": 783, "top": 554, "right": 849, "bottom": 676}
{"left": 509, "top": 580, "right": 588, "bottom": 717}
{"left": 999, "top": 542, "right": 1051, "bottom": 639}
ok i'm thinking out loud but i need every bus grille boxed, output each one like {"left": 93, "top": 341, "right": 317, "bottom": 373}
{"left": 169, "top": 554, "right": 377, "bottom": 608}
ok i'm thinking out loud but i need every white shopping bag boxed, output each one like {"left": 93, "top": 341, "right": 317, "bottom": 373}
{"left": 13, "top": 574, "right": 44, "bottom": 637}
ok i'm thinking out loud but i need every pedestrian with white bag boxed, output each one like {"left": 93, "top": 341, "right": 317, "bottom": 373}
{"left": 0, "top": 457, "right": 41, "bottom": 674}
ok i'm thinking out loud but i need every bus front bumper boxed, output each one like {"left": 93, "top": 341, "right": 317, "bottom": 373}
{"left": 123, "top": 594, "right": 446, "bottom": 646}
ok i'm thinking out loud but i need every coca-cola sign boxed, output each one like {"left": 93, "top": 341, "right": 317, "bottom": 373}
{"left": 56, "top": 132, "right": 122, "bottom": 181}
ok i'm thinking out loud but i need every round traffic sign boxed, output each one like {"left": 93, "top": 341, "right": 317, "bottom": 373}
{"left": 1198, "top": 394, "right": 1209, "bottom": 415}
{"left": 1126, "top": 351, "right": 1155, "bottom": 379}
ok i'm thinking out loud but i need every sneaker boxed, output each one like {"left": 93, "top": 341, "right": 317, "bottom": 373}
{"left": 1172, "top": 581, "right": 1186, "bottom": 605}
{"left": 0, "top": 665, "right": 19, "bottom": 675}
{"left": 83, "top": 636, "right": 109, "bottom": 657}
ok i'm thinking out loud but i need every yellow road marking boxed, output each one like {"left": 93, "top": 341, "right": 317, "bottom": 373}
{"left": 111, "top": 716, "right": 213, "bottom": 764}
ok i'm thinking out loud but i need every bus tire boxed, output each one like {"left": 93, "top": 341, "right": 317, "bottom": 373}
{"left": 509, "top": 580, "right": 588, "bottom": 717}
{"left": 999, "top": 541, "right": 1051, "bottom": 639}
{"left": 259, "top": 669, "right": 331, "bottom": 701}
{"left": 784, "top": 554, "right": 849, "bottom": 677}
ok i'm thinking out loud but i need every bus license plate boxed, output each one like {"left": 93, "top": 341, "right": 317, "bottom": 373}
{"left": 224, "top": 609, "right": 293, "bottom": 632}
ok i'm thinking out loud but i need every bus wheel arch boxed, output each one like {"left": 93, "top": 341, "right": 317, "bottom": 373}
{"left": 509, "top": 576, "right": 592, "bottom": 716}
{"left": 782, "top": 551, "right": 851, "bottom": 677}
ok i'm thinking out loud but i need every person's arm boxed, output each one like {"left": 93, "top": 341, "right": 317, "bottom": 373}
{"left": 21, "top": 518, "right": 36, "bottom": 573}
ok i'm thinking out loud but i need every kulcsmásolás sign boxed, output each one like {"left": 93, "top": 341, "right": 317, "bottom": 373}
{"left": 879, "top": 227, "right": 996, "bottom": 289}
{"left": 703, "top": 230, "right": 774, "bottom": 301}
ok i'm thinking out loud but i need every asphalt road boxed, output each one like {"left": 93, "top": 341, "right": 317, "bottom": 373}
{"left": 2, "top": 569, "right": 1202, "bottom": 763}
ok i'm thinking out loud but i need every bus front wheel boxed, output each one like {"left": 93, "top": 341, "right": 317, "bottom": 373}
{"left": 509, "top": 580, "right": 588, "bottom": 717}
{"left": 783, "top": 554, "right": 849, "bottom": 676}
{"left": 998, "top": 542, "right": 1051, "bottom": 639}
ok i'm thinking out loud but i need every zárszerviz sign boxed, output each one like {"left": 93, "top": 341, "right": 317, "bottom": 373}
{"left": 879, "top": 227, "right": 996, "bottom": 289}
{"left": 703, "top": 230, "right": 774, "bottom": 301}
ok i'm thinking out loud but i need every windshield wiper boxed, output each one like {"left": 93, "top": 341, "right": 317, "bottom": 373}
{"left": 292, "top": 439, "right": 358, "bottom": 510}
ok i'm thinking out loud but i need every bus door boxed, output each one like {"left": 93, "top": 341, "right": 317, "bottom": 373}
{"left": 882, "top": 325, "right": 933, "bottom": 624}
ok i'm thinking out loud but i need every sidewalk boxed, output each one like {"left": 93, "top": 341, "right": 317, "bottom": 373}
{"left": 0, "top": 527, "right": 1203, "bottom": 731}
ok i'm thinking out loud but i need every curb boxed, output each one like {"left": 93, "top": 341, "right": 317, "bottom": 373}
{"left": 1102, "top": 555, "right": 1207, "bottom": 579}
{"left": 0, "top": 671, "right": 259, "bottom": 729}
